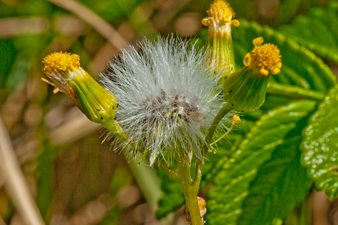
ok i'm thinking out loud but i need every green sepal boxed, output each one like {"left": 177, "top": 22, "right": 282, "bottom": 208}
{"left": 223, "top": 66, "right": 269, "bottom": 112}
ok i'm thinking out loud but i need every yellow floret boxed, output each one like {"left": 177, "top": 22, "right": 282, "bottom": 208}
{"left": 208, "top": 0, "right": 233, "bottom": 21}
{"left": 232, "top": 115, "right": 241, "bottom": 124}
{"left": 43, "top": 52, "right": 80, "bottom": 75}
{"left": 202, "top": 0, "right": 239, "bottom": 26}
{"left": 252, "top": 37, "right": 264, "bottom": 47}
{"left": 243, "top": 37, "right": 282, "bottom": 76}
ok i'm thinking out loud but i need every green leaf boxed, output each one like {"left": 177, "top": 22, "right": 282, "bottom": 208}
{"left": 274, "top": 0, "right": 302, "bottom": 27}
{"left": 0, "top": 39, "right": 16, "bottom": 90}
{"left": 156, "top": 169, "right": 185, "bottom": 219}
{"left": 278, "top": 2, "right": 338, "bottom": 63}
{"left": 262, "top": 95, "right": 293, "bottom": 111}
{"left": 6, "top": 35, "right": 51, "bottom": 92}
{"left": 238, "top": 138, "right": 312, "bottom": 225}
{"left": 202, "top": 117, "right": 259, "bottom": 186}
{"left": 206, "top": 100, "right": 317, "bottom": 225}
{"left": 301, "top": 84, "right": 338, "bottom": 200}
{"left": 202, "top": 133, "right": 244, "bottom": 187}
{"left": 5, "top": 54, "right": 32, "bottom": 91}
{"left": 284, "top": 194, "right": 312, "bottom": 225}
{"left": 232, "top": 19, "right": 337, "bottom": 94}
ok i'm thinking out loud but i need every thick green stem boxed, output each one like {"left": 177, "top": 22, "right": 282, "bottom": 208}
{"left": 204, "top": 103, "right": 233, "bottom": 156}
{"left": 177, "top": 158, "right": 202, "bottom": 225}
{"left": 182, "top": 187, "right": 202, "bottom": 225}
{"left": 158, "top": 161, "right": 179, "bottom": 180}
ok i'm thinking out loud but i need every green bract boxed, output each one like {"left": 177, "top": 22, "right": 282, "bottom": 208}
{"left": 207, "top": 100, "right": 316, "bottom": 225}
{"left": 68, "top": 74, "right": 117, "bottom": 125}
{"left": 223, "top": 67, "right": 269, "bottom": 112}
{"left": 223, "top": 36, "right": 282, "bottom": 112}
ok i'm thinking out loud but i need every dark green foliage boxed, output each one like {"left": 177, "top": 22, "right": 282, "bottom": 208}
{"left": 237, "top": 118, "right": 313, "bottom": 225}
{"left": 0, "top": 39, "right": 16, "bottom": 89}
{"left": 279, "top": 1, "right": 338, "bottom": 64}
{"left": 206, "top": 100, "right": 317, "bottom": 225}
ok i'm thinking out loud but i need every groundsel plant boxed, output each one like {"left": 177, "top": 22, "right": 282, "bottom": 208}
{"left": 99, "top": 37, "right": 233, "bottom": 165}
{"left": 41, "top": 0, "right": 281, "bottom": 224}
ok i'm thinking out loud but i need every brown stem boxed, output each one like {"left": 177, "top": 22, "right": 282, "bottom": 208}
{"left": 0, "top": 117, "right": 45, "bottom": 225}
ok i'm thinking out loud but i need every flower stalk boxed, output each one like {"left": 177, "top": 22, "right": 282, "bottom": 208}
{"left": 204, "top": 102, "right": 233, "bottom": 156}
{"left": 177, "top": 158, "right": 203, "bottom": 225}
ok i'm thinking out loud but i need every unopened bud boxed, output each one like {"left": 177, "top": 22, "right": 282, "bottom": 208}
{"left": 42, "top": 52, "right": 117, "bottom": 126}
{"left": 202, "top": 0, "right": 239, "bottom": 79}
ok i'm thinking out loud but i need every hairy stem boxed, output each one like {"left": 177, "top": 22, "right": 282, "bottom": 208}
{"left": 177, "top": 158, "right": 202, "bottom": 225}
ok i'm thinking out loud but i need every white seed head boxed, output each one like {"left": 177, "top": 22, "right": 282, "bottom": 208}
{"left": 99, "top": 36, "right": 233, "bottom": 165}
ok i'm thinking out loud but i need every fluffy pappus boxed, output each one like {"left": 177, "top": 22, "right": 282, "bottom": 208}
{"left": 99, "top": 36, "right": 234, "bottom": 165}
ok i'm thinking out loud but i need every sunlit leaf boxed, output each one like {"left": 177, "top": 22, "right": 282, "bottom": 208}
{"left": 301, "top": 84, "right": 338, "bottom": 200}
{"left": 206, "top": 100, "right": 317, "bottom": 225}
{"left": 238, "top": 138, "right": 312, "bottom": 225}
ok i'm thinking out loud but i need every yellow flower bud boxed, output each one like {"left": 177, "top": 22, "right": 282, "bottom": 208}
{"left": 202, "top": 0, "right": 239, "bottom": 79}
{"left": 42, "top": 52, "right": 117, "bottom": 128}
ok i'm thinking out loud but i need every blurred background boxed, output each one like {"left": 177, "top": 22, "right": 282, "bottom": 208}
{"left": 0, "top": 0, "right": 335, "bottom": 224}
